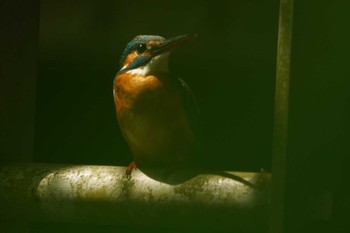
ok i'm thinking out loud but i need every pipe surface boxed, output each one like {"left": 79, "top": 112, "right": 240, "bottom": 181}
{"left": 0, "top": 163, "right": 270, "bottom": 231}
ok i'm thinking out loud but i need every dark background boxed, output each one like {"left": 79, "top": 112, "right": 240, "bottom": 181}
{"left": 1, "top": 0, "right": 350, "bottom": 233}
{"left": 35, "top": 0, "right": 278, "bottom": 171}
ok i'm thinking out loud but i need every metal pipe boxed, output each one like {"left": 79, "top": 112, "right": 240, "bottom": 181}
{"left": 0, "top": 163, "right": 270, "bottom": 231}
{"left": 271, "top": 0, "right": 294, "bottom": 232}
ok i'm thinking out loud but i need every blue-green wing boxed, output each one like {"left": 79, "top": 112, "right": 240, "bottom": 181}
{"left": 176, "top": 78, "right": 202, "bottom": 155}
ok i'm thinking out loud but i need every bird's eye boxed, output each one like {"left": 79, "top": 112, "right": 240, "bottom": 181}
{"left": 135, "top": 43, "right": 147, "bottom": 54}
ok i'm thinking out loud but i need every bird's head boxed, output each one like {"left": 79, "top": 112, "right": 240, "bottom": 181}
{"left": 118, "top": 34, "right": 197, "bottom": 75}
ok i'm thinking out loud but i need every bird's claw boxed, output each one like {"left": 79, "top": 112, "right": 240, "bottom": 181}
{"left": 125, "top": 161, "right": 137, "bottom": 179}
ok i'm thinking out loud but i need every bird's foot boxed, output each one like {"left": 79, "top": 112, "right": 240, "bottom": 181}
{"left": 125, "top": 161, "right": 137, "bottom": 179}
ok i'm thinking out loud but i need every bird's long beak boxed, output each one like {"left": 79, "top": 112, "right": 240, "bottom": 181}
{"left": 152, "top": 33, "right": 198, "bottom": 56}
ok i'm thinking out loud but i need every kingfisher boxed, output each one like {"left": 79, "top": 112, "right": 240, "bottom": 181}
{"left": 113, "top": 34, "right": 200, "bottom": 177}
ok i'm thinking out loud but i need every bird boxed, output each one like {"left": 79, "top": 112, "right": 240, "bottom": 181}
{"left": 113, "top": 34, "right": 200, "bottom": 177}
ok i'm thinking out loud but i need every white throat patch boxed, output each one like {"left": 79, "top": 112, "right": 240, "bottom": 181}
{"left": 126, "top": 53, "right": 170, "bottom": 76}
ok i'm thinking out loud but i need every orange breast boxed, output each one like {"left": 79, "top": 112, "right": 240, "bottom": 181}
{"left": 113, "top": 72, "right": 196, "bottom": 168}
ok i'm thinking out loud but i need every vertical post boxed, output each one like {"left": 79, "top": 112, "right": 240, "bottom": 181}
{"left": 0, "top": 0, "right": 39, "bottom": 164}
{"left": 0, "top": 0, "right": 39, "bottom": 232}
{"left": 270, "top": 0, "right": 294, "bottom": 233}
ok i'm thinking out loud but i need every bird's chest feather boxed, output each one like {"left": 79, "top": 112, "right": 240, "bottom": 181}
{"left": 114, "top": 73, "right": 177, "bottom": 118}
{"left": 113, "top": 73, "right": 193, "bottom": 159}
